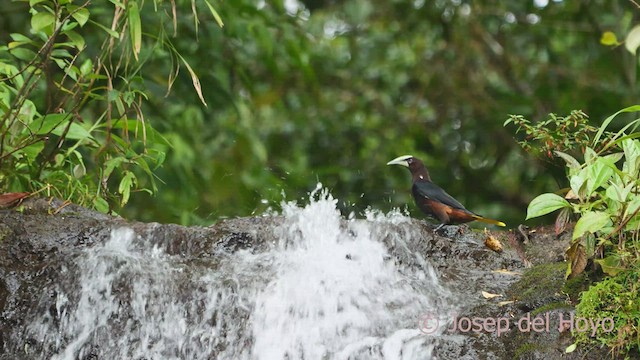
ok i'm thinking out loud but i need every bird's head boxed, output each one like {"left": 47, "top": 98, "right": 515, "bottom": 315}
{"left": 387, "top": 155, "right": 431, "bottom": 181}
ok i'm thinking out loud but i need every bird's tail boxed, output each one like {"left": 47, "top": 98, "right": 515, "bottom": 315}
{"left": 472, "top": 215, "right": 506, "bottom": 227}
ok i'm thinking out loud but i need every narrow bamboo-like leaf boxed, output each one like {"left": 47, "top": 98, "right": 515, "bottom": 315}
{"left": 203, "top": 0, "right": 224, "bottom": 28}
{"left": 526, "top": 193, "right": 570, "bottom": 220}
{"left": 593, "top": 105, "right": 640, "bottom": 146}
{"left": 177, "top": 53, "right": 207, "bottom": 106}
{"left": 572, "top": 211, "right": 610, "bottom": 240}
{"left": 128, "top": 1, "right": 142, "bottom": 61}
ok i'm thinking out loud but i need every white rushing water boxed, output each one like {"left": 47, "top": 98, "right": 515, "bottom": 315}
{"left": 27, "top": 187, "right": 454, "bottom": 360}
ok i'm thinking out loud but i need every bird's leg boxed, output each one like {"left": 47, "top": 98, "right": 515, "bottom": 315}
{"left": 434, "top": 223, "right": 446, "bottom": 233}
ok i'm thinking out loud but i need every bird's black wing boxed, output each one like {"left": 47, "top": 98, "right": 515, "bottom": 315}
{"left": 412, "top": 181, "right": 468, "bottom": 210}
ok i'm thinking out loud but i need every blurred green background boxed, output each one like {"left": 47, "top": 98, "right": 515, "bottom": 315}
{"left": 2, "top": 0, "right": 638, "bottom": 226}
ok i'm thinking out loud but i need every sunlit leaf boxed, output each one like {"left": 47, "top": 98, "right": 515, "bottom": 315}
{"left": 600, "top": 31, "right": 618, "bottom": 46}
{"left": 526, "top": 193, "right": 570, "bottom": 220}
{"left": 573, "top": 211, "right": 610, "bottom": 240}
{"left": 565, "top": 343, "right": 577, "bottom": 353}
{"left": 625, "top": 25, "right": 640, "bottom": 54}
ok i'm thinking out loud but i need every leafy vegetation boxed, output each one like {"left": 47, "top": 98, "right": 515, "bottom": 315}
{"left": 512, "top": 106, "right": 640, "bottom": 356}
{"left": 0, "top": 0, "right": 220, "bottom": 213}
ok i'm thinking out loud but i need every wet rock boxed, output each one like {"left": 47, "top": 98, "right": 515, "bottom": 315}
{"left": 0, "top": 198, "right": 627, "bottom": 359}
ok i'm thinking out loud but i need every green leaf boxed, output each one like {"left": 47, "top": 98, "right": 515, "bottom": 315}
{"left": 118, "top": 171, "right": 136, "bottom": 206}
{"left": 203, "top": 0, "right": 224, "bottom": 28}
{"left": 64, "top": 30, "right": 85, "bottom": 49}
{"left": 128, "top": 1, "right": 142, "bottom": 61}
{"left": 600, "top": 31, "right": 618, "bottom": 46}
{"left": 622, "top": 139, "right": 640, "bottom": 177}
{"left": 586, "top": 158, "right": 613, "bottom": 194}
{"left": 93, "top": 196, "right": 109, "bottom": 213}
{"left": 565, "top": 343, "right": 577, "bottom": 354}
{"left": 625, "top": 25, "right": 640, "bottom": 54}
{"left": 594, "top": 255, "right": 624, "bottom": 276}
{"left": 553, "top": 150, "right": 580, "bottom": 169}
{"left": 572, "top": 211, "right": 610, "bottom": 240}
{"left": 593, "top": 105, "right": 640, "bottom": 146}
{"left": 70, "top": 6, "right": 90, "bottom": 27}
{"left": 31, "top": 12, "right": 55, "bottom": 33}
{"left": 10, "top": 48, "right": 37, "bottom": 62}
{"left": 570, "top": 170, "right": 587, "bottom": 198}
{"left": 526, "top": 193, "right": 570, "bottom": 220}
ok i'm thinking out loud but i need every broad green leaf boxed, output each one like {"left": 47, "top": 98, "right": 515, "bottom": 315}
{"left": 600, "top": 31, "right": 618, "bottom": 46}
{"left": 17, "top": 142, "right": 45, "bottom": 162}
{"left": 625, "top": 25, "right": 640, "bottom": 54}
{"left": 69, "top": 6, "right": 90, "bottom": 27}
{"left": 64, "top": 30, "right": 85, "bottom": 49}
{"left": 10, "top": 33, "right": 32, "bottom": 43}
{"left": 10, "top": 48, "right": 37, "bottom": 61}
{"left": 569, "top": 170, "right": 587, "bottom": 197}
{"left": 594, "top": 255, "right": 624, "bottom": 276}
{"left": 31, "top": 12, "right": 55, "bottom": 32}
{"left": 93, "top": 196, "right": 109, "bottom": 213}
{"left": 572, "top": 211, "right": 610, "bottom": 240}
{"left": 583, "top": 147, "right": 597, "bottom": 165}
{"left": 603, "top": 152, "right": 624, "bottom": 163}
{"left": 29, "top": 0, "right": 49, "bottom": 6}
{"left": 526, "top": 193, "right": 570, "bottom": 220}
{"left": 586, "top": 158, "right": 613, "bottom": 194}
{"left": 128, "top": 1, "right": 142, "bottom": 61}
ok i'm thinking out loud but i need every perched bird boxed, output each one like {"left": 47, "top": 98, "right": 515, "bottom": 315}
{"left": 387, "top": 155, "right": 505, "bottom": 231}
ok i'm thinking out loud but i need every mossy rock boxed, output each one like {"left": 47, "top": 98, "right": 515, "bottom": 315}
{"left": 509, "top": 262, "right": 567, "bottom": 311}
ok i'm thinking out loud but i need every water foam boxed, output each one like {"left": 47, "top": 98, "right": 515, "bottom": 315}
{"left": 26, "top": 187, "right": 452, "bottom": 359}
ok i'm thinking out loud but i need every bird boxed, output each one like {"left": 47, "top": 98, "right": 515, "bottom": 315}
{"left": 387, "top": 155, "right": 505, "bottom": 231}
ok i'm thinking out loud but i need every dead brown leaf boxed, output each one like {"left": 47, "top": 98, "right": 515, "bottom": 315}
{"left": 0, "top": 192, "right": 29, "bottom": 208}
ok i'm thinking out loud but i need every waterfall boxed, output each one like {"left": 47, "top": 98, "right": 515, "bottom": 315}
{"left": 25, "top": 187, "right": 454, "bottom": 359}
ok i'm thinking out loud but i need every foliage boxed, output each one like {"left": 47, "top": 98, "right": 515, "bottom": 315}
{"left": 0, "top": 1, "right": 219, "bottom": 212}
{"left": 574, "top": 268, "right": 640, "bottom": 356}
{"left": 521, "top": 107, "right": 640, "bottom": 278}
{"left": 504, "top": 110, "right": 597, "bottom": 160}
{"left": 514, "top": 106, "right": 640, "bottom": 357}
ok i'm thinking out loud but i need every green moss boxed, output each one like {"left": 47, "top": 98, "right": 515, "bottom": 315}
{"left": 531, "top": 301, "right": 572, "bottom": 316}
{"left": 575, "top": 267, "right": 640, "bottom": 357}
{"left": 562, "top": 271, "right": 590, "bottom": 302}
{"left": 514, "top": 342, "right": 540, "bottom": 358}
{"left": 510, "top": 262, "right": 566, "bottom": 303}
